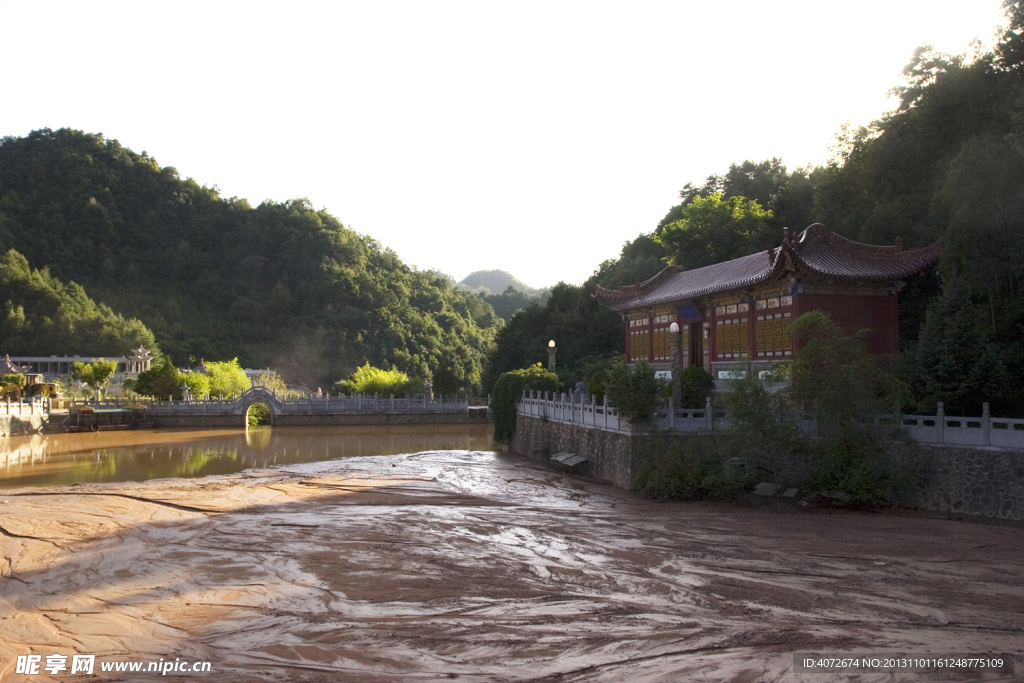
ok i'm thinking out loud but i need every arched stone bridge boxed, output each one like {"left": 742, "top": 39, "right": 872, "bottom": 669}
{"left": 70, "top": 389, "right": 484, "bottom": 428}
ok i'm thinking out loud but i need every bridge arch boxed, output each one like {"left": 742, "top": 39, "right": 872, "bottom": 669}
{"left": 237, "top": 387, "right": 284, "bottom": 427}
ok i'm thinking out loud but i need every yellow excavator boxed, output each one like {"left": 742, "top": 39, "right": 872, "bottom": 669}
{"left": 1, "top": 373, "right": 61, "bottom": 401}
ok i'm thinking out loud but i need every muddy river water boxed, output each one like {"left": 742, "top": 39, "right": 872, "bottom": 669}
{"left": 0, "top": 425, "right": 494, "bottom": 489}
{"left": 0, "top": 429, "right": 1021, "bottom": 681}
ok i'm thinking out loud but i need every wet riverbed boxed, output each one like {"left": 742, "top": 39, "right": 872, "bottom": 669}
{"left": 0, "top": 425, "right": 494, "bottom": 488}
{"left": 1, "top": 450, "right": 1020, "bottom": 682}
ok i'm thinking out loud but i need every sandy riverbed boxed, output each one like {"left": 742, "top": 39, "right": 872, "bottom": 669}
{"left": 1, "top": 450, "right": 1021, "bottom": 682}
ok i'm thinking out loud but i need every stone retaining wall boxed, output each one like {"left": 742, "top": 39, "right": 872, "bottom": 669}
{"left": 511, "top": 416, "right": 1024, "bottom": 521}
{"left": 0, "top": 415, "right": 46, "bottom": 436}
{"left": 910, "top": 446, "right": 1024, "bottom": 520}
{"left": 149, "top": 412, "right": 487, "bottom": 429}
{"left": 510, "top": 416, "right": 633, "bottom": 488}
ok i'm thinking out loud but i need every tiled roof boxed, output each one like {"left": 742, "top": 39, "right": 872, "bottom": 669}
{"left": 0, "top": 354, "right": 30, "bottom": 374}
{"left": 593, "top": 224, "right": 941, "bottom": 312}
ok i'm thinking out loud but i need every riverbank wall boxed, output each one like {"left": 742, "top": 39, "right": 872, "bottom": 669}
{"left": 150, "top": 411, "right": 489, "bottom": 429}
{"left": 510, "top": 415, "right": 1024, "bottom": 521}
{"left": 0, "top": 414, "right": 47, "bottom": 436}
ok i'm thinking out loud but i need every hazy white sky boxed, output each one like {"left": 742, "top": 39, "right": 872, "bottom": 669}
{"left": 0, "top": 1, "right": 1007, "bottom": 288}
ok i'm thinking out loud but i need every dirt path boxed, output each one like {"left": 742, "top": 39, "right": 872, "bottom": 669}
{"left": 1, "top": 450, "right": 1021, "bottom": 682}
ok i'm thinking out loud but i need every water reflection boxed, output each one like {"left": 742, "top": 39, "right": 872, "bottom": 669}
{"left": 0, "top": 425, "right": 495, "bottom": 488}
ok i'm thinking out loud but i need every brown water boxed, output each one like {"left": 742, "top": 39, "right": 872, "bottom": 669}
{"left": 0, "top": 424, "right": 495, "bottom": 488}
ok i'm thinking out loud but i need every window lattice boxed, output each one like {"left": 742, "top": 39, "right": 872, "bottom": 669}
{"left": 715, "top": 319, "right": 748, "bottom": 357}
{"left": 755, "top": 315, "right": 792, "bottom": 355}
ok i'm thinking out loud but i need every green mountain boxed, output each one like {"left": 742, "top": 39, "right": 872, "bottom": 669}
{"left": 0, "top": 129, "right": 500, "bottom": 391}
{"left": 460, "top": 270, "right": 542, "bottom": 296}
{"left": 457, "top": 270, "right": 550, "bottom": 322}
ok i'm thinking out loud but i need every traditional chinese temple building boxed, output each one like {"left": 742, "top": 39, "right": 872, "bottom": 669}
{"left": 592, "top": 224, "right": 941, "bottom": 384}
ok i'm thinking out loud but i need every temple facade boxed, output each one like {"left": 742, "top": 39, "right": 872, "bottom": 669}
{"left": 592, "top": 224, "right": 941, "bottom": 384}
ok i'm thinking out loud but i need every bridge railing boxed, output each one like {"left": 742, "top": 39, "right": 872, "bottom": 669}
{"left": 518, "top": 394, "right": 1024, "bottom": 451}
{"left": 63, "top": 389, "right": 478, "bottom": 414}
{"left": 518, "top": 390, "right": 627, "bottom": 432}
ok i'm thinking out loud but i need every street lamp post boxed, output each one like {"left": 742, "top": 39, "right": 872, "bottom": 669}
{"left": 547, "top": 339, "right": 556, "bottom": 373}
{"left": 669, "top": 322, "right": 681, "bottom": 409}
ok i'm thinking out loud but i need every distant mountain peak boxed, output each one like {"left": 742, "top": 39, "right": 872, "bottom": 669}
{"left": 459, "top": 270, "right": 541, "bottom": 296}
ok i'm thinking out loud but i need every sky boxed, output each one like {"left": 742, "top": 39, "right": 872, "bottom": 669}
{"left": 0, "top": 0, "right": 1008, "bottom": 289}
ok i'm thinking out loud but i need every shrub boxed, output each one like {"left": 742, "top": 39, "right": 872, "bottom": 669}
{"left": 334, "top": 363, "right": 409, "bottom": 396}
{"left": 490, "top": 363, "right": 560, "bottom": 444}
{"left": 0, "top": 372, "right": 26, "bottom": 387}
{"left": 605, "top": 358, "right": 667, "bottom": 425}
{"left": 632, "top": 435, "right": 756, "bottom": 500}
{"left": 205, "top": 358, "right": 252, "bottom": 399}
{"left": 247, "top": 402, "right": 272, "bottom": 427}
{"left": 718, "top": 312, "right": 914, "bottom": 506}
{"left": 679, "top": 365, "right": 714, "bottom": 408}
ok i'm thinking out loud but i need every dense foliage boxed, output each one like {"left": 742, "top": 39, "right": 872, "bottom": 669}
{"left": 70, "top": 360, "right": 117, "bottom": 396}
{"left": 479, "top": 286, "right": 550, "bottom": 322}
{"left": 130, "top": 359, "right": 183, "bottom": 400}
{"left": 0, "top": 130, "right": 500, "bottom": 390}
{"left": 678, "top": 365, "right": 714, "bottom": 409}
{"left": 637, "top": 313, "right": 914, "bottom": 505}
{"left": 604, "top": 359, "right": 667, "bottom": 425}
{"left": 490, "top": 364, "right": 560, "bottom": 444}
{"left": 334, "top": 363, "right": 412, "bottom": 396}
{"left": 205, "top": 358, "right": 251, "bottom": 399}
{"left": 0, "top": 249, "right": 159, "bottom": 358}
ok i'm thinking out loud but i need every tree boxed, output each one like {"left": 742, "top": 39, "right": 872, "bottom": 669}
{"left": 906, "top": 277, "right": 1010, "bottom": 415}
{"left": 789, "top": 312, "right": 905, "bottom": 431}
{"left": 432, "top": 366, "right": 460, "bottom": 396}
{"left": 490, "top": 364, "right": 560, "bottom": 444}
{"left": 720, "top": 313, "right": 912, "bottom": 505}
{"left": 655, "top": 193, "right": 775, "bottom": 270}
{"left": 133, "top": 359, "right": 183, "bottom": 400}
{"left": 0, "top": 249, "right": 160, "bottom": 359}
{"left": 70, "top": 360, "right": 118, "bottom": 398}
{"left": 251, "top": 371, "right": 287, "bottom": 393}
{"left": 206, "top": 358, "right": 251, "bottom": 399}
{"left": 604, "top": 358, "right": 668, "bottom": 425}
{"left": 0, "top": 129, "right": 500, "bottom": 390}
{"left": 181, "top": 371, "right": 211, "bottom": 399}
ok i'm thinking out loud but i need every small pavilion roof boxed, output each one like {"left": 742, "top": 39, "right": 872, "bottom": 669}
{"left": 0, "top": 354, "right": 30, "bottom": 374}
{"left": 593, "top": 224, "right": 942, "bottom": 312}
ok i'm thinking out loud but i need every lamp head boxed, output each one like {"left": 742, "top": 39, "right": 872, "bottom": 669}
{"left": 669, "top": 322, "right": 679, "bottom": 333}
{"left": 548, "top": 339, "right": 556, "bottom": 348}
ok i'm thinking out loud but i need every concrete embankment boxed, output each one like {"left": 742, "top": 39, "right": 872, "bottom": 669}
{"left": 511, "top": 414, "right": 1024, "bottom": 521}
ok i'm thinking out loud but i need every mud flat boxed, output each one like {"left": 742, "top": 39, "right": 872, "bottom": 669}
{"left": 1, "top": 450, "right": 1021, "bottom": 682}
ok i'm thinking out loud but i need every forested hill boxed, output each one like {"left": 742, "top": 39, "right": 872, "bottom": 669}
{"left": 0, "top": 129, "right": 500, "bottom": 390}
{"left": 487, "top": 1, "right": 1024, "bottom": 416}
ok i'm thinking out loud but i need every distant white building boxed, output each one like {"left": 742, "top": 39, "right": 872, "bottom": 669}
{"left": 4, "top": 346, "right": 154, "bottom": 380}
